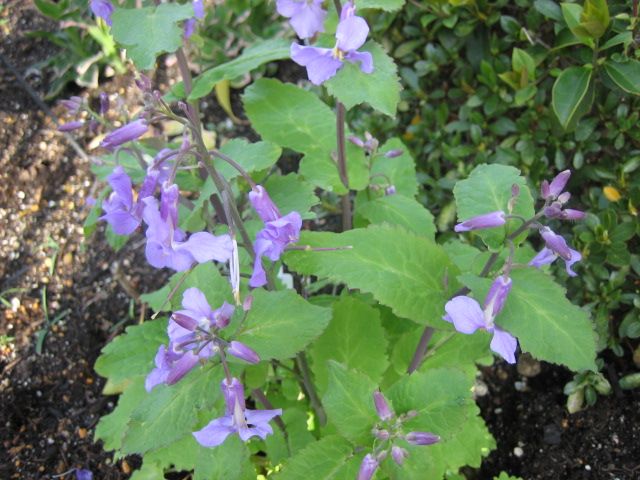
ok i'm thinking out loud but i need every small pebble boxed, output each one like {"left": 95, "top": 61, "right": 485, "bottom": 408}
{"left": 513, "top": 446, "right": 524, "bottom": 457}
{"left": 585, "top": 465, "right": 591, "bottom": 471}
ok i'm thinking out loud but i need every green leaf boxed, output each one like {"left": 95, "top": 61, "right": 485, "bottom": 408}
{"left": 275, "top": 435, "right": 354, "bottom": 480}
{"left": 111, "top": 4, "right": 195, "bottom": 70}
{"left": 121, "top": 366, "right": 220, "bottom": 454}
{"left": 264, "top": 173, "right": 320, "bottom": 220}
{"left": 368, "top": 137, "right": 419, "bottom": 197}
{"left": 194, "top": 436, "right": 252, "bottom": 480}
{"left": 243, "top": 78, "right": 368, "bottom": 193}
{"left": 462, "top": 268, "right": 597, "bottom": 372}
{"left": 322, "top": 361, "right": 378, "bottom": 442}
{"left": 235, "top": 289, "right": 331, "bottom": 360}
{"left": 216, "top": 139, "right": 282, "bottom": 180}
{"left": 129, "top": 462, "right": 165, "bottom": 480}
{"left": 145, "top": 434, "right": 200, "bottom": 472}
{"left": 265, "top": 407, "right": 316, "bottom": 465}
{"left": 189, "top": 39, "right": 291, "bottom": 100}
{"left": 94, "top": 319, "right": 167, "bottom": 385}
{"left": 284, "top": 225, "right": 460, "bottom": 326}
{"left": 534, "top": 0, "right": 562, "bottom": 21}
{"left": 552, "top": 66, "right": 594, "bottom": 130}
{"left": 601, "top": 31, "right": 632, "bottom": 50}
{"left": 311, "top": 296, "right": 389, "bottom": 393}
{"left": 356, "top": 0, "right": 405, "bottom": 11}
{"left": 453, "top": 164, "right": 535, "bottom": 250}
{"left": 358, "top": 195, "right": 436, "bottom": 239}
{"left": 561, "top": 3, "right": 593, "bottom": 44}
{"left": 325, "top": 42, "right": 401, "bottom": 116}
{"left": 387, "top": 368, "right": 473, "bottom": 438}
{"left": 604, "top": 60, "right": 640, "bottom": 96}
{"left": 580, "top": 0, "right": 609, "bottom": 39}
{"left": 95, "top": 378, "right": 148, "bottom": 453}
{"left": 140, "top": 262, "right": 232, "bottom": 313}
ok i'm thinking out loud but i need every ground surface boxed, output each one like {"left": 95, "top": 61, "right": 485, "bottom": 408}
{"left": 1, "top": 3, "right": 638, "bottom": 480}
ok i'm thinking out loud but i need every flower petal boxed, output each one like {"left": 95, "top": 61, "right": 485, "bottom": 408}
{"left": 276, "top": 0, "right": 302, "bottom": 17}
{"left": 178, "top": 232, "right": 233, "bottom": 263}
{"left": 193, "top": 415, "right": 235, "bottom": 447}
{"left": 181, "top": 287, "right": 213, "bottom": 319}
{"left": 336, "top": 15, "right": 369, "bottom": 52}
{"left": 107, "top": 166, "right": 134, "bottom": 209}
{"left": 564, "top": 248, "right": 582, "bottom": 277}
{"left": 490, "top": 327, "right": 517, "bottom": 364}
{"left": 444, "top": 296, "right": 485, "bottom": 334}
{"left": 344, "top": 50, "right": 374, "bottom": 74}
{"left": 100, "top": 210, "right": 140, "bottom": 235}
{"left": 289, "top": 2, "right": 326, "bottom": 39}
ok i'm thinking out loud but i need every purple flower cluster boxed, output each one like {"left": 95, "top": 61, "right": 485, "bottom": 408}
{"left": 146, "top": 288, "right": 259, "bottom": 391}
{"left": 444, "top": 275, "right": 518, "bottom": 364}
{"left": 359, "top": 391, "right": 440, "bottom": 479}
{"left": 248, "top": 186, "right": 302, "bottom": 288}
{"left": 287, "top": 1, "right": 374, "bottom": 85}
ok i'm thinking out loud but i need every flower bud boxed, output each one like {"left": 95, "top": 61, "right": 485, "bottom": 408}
{"left": 249, "top": 185, "right": 281, "bottom": 223}
{"left": 384, "top": 185, "right": 396, "bottom": 196}
{"left": 548, "top": 170, "right": 571, "bottom": 199}
{"left": 484, "top": 275, "right": 512, "bottom": 318}
{"left": 90, "top": 0, "right": 114, "bottom": 26}
{"left": 60, "top": 96, "right": 83, "bottom": 114}
{"left": 348, "top": 135, "right": 365, "bottom": 148}
{"left": 543, "top": 204, "right": 563, "bottom": 219}
{"left": 557, "top": 191, "right": 571, "bottom": 204}
{"left": 136, "top": 74, "right": 152, "bottom": 92}
{"left": 357, "top": 454, "right": 379, "bottom": 480}
{"left": 171, "top": 312, "right": 198, "bottom": 331}
{"left": 454, "top": 211, "right": 506, "bottom": 233}
{"left": 373, "top": 391, "right": 393, "bottom": 421}
{"left": 391, "top": 446, "right": 409, "bottom": 466}
{"left": 228, "top": 341, "right": 260, "bottom": 364}
{"left": 58, "top": 120, "right": 84, "bottom": 132}
{"left": 373, "top": 428, "right": 390, "bottom": 440}
{"left": 193, "top": 0, "right": 205, "bottom": 18}
{"left": 221, "top": 377, "right": 246, "bottom": 414}
{"left": 405, "top": 431, "right": 440, "bottom": 446}
{"left": 213, "top": 302, "right": 235, "bottom": 329}
{"left": 100, "top": 119, "right": 148, "bottom": 150}
{"left": 561, "top": 209, "right": 586, "bottom": 221}
{"left": 242, "top": 295, "right": 253, "bottom": 312}
{"left": 384, "top": 149, "right": 403, "bottom": 158}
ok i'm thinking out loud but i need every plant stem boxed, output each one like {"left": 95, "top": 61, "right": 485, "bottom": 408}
{"left": 252, "top": 388, "right": 290, "bottom": 449}
{"left": 406, "top": 211, "right": 544, "bottom": 373}
{"left": 336, "top": 102, "right": 351, "bottom": 231}
{"left": 295, "top": 352, "right": 327, "bottom": 426}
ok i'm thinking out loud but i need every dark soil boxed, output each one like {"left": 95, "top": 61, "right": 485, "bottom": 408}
{"left": 1, "top": 2, "right": 639, "bottom": 480}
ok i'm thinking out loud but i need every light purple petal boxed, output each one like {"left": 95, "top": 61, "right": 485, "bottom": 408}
{"left": 528, "top": 247, "right": 556, "bottom": 268}
{"left": 540, "top": 227, "right": 571, "bottom": 260}
{"left": 444, "top": 296, "right": 485, "bottom": 334}
{"left": 145, "top": 345, "right": 170, "bottom": 392}
{"left": 193, "top": 415, "right": 235, "bottom": 447}
{"left": 357, "top": 454, "right": 379, "bottom": 480}
{"left": 289, "top": 2, "right": 327, "bottom": 39}
{"left": 244, "top": 408, "right": 282, "bottom": 426}
{"left": 184, "top": 18, "right": 197, "bottom": 39}
{"left": 249, "top": 256, "right": 267, "bottom": 288}
{"left": 213, "top": 302, "right": 235, "bottom": 329}
{"left": 100, "top": 210, "right": 140, "bottom": 235}
{"left": 564, "top": 248, "right": 582, "bottom": 277}
{"left": 455, "top": 211, "right": 506, "bottom": 232}
{"left": 490, "top": 327, "right": 517, "bottom": 364}
{"left": 145, "top": 240, "right": 171, "bottom": 269}
{"left": 336, "top": 15, "right": 369, "bottom": 52}
{"left": 107, "top": 166, "right": 134, "bottom": 209}
{"left": 181, "top": 287, "right": 213, "bottom": 319}
{"left": 166, "top": 248, "right": 197, "bottom": 272}
{"left": 483, "top": 275, "right": 512, "bottom": 318}
{"left": 249, "top": 185, "right": 281, "bottom": 223}
{"left": 166, "top": 351, "right": 199, "bottom": 384}
{"left": 90, "top": 0, "right": 114, "bottom": 26}
{"left": 228, "top": 341, "right": 260, "bottom": 364}
{"left": 291, "top": 44, "right": 342, "bottom": 85}
{"left": 345, "top": 50, "right": 374, "bottom": 74}
{"left": 178, "top": 232, "right": 233, "bottom": 263}
{"left": 548, "top": 170, "right": 571, "bottom": 198}
{"left": 276, "top": 0, "right": 303, "bottom": 17}
{"left": 193, "top": 0, "right": 204, "bottom": 18}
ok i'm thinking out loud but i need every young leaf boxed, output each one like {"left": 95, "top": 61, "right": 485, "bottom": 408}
{"left": 552, "top": 66, "right": 594, "bottom": 131}
{"left": 325, "top": 41, "right": 401, "bottom": 116}
{"left": 322, "top": 361, "right": 379, "bottom": 443}
{"left": 603, "top": 60, "right": 640, "bottom": 96}
{"left": 580, "top": 0, "right": 609, "bottom": 39}
{"left": 284, "top": 225, "right": 460, "bottom": 326}
{"left": 111, "top": 4, "right": 195, "bottom": 70}
{"left": 234, "top": 289, "right": 332, "bottom": 360}
{"left": 188, "top": 38, "right": 292, "bottom": 100}
{"left": 462, "top": 269, "right": 597, "bottom": 372}
{"left": 311, "top": 296, "right": 389, "bottom": 393}
{"left": 453, "top": 164, "right": 535, "bottom": 250}
{"left": 94, "top": 319, "right": 167, "bottom": 385}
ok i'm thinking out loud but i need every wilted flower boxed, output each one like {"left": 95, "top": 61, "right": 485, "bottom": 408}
{"left": 454, "top": 211, "right": 506, "bottom": 233}
{"left": 90, "top": 0, "right": 114, "bottom": 26}
{"left": 291, "top": 1, "right": 373, "bottom": 85}
{"left": 443, "top": 275, "right": 518, "bottom": 363}
{"left": 277, "top": 0, "right": 327, "bottom": 39}
{"left": 193, "top": 377, "right": 281, "bottom": 447}
{"left": 100, "top": 119, "right": 148, "bottom": 151}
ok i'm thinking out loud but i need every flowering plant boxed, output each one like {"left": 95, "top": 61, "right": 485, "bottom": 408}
{"left": 82, "top": 1, "right": 599, "bottom": 479}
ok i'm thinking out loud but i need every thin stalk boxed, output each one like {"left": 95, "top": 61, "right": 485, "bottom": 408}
{"left": 295, "top": 352, "right": 327, "bottom": 426}
{"left": 210, "top": 149, "right": 257, "bottom": 188}
{"left": 252, "top": 388, "right": 290, "bottom": 449}
{"left": 336, "top": 102, "right": 351, "bottom": 230}
{"left": 406, "top": 211, "right": 545, "bottom": 373}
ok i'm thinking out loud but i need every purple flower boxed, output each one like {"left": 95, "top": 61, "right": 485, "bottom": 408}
{"left": 454, "top": 211, "right": 506, "bottom": 233}
{"left": 405, "top": 431, "right": 440, "bottom": 446}
{"left": 290, "top": 1, "right": 373, "bottom": 85}
{"left": 99, "top": 166, "right": 155, "bottom": 235}
{"left": 145, "top": 344, "right": 200, "bottom": 391}
{"left": 391, "top": 446, "right": 408, "bottom": 466}
{"left": 529, "top": 246, "right": 582, "bottom": 277}
{"left": 75, "top": 469, "right": 93, "bottom": 480}
{"left": 357, "top": 454, "right": 379, "bottom": 480}
{"left": 193, "top": 0, "right": 205, "bottom": 18}
{"left": 373, "top": 391, "right": 393, "bottom": 421}
{"left": 228, "top": 341, "right": 261, "bottom": 364}
{"left": 100, "top": 119, "right": 148, "bottom": 151}
{"left": 58, "top": 120, "right": 85, "bottom": 132}
{"left": 443, "top": 276, "right": 518, "bottom": 363}
{"left": 172, "top": 288, "right": 235, "bottom": 332}
{"left": 143, "top": 183, "right": 233, "bottom": 271}
{"left": 541, "top": 170, "right": 571, "bottom": 200}
{"left": 184, "top": 18, "right": 197, "bottom": 39}
{"left": 60, "top": 96, "right": 83, "bottom": 114}
{"left": 90, "top": 0, "right": 114, "bottom": 26}
{"left": 277, "top": 0, "right": 327, "bottom": 39}
{"left": 540, "top": 227, "right": 572, "bottom": 260}
{"left": 193, "top": 377, "right": 281, "bottom": 447}
{"left": 248, "top": 186, "right": 302, "bottom": 288}
{"left": 148, "top": 148, "right": 176, "bottom": 185}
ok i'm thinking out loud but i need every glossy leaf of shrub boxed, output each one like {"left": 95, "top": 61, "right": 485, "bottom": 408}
{"left": 284, "top": 225, "right": 460, "bottom": 326}
{"left": 453, "top": 164, "right": 534, "bottom": 250}
{"left": 462, "top": 269, "right": 597, "bottom": 372}
{"left": 111, "top": 4, "right": 195, "bottom": 70}
{"left": 311, "top": 296, "right": 389, "bottom": 393}
{"left": 234, "top": 289, "right": 331, "bottom": 360}
{"left": 603, "top": 60, "right": 640, "bottom": 96}
{"left": 552, "top": 66, "right": 594, "bottom": 131}
{"left": 325, "top": 42, "right": 401, "bottom": 116}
